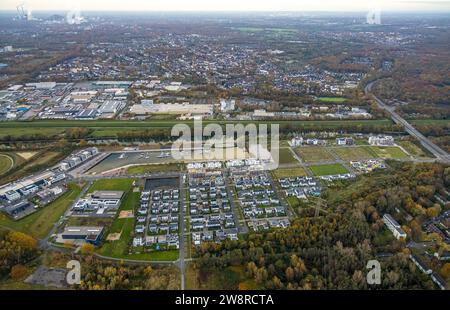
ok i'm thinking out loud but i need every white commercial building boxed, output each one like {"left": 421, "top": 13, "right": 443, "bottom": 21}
{"left": 220, "top": 99, "right": 236, "bottom": 112}
{"left": 369, "top": 135, "right": 395, "bottom": 146}
{"left": 25, "top": 82, "right": 57, "bottom": 89}
{"left": 383, "top": 214, "right": 407, "bottom": 239}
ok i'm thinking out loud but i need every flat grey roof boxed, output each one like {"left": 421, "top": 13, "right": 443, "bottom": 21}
{"left": 62, "top": 226, "right": 104, "bottom": 236}
{"left": 91, "top": 191, "right": 124, "bottom": 200}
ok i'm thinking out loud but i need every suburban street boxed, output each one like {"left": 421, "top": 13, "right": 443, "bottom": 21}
{"left": 176, "top": 173, "right": 187, "bottom": 290}
{"left": 38, "top": 180, "right": 92, "bottom": 250}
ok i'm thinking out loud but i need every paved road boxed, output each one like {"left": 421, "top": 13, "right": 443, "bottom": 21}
{"left": 76, "top": 172, "right": 182, "bottom": 182}
{"left": 407, "top": 241, "right": 433, "bottom": 250}
{"left": 365, "top": 81, "right": 450, "bottom": 164}
{"left": 224, "top": 169, "right": 248, "bottom": 234}
{"left": 177, "top": 173, "right": 187, "bottom": 290}
{"left": 326, "top": 147, "right": 356, "bottom": 175}
{"left": 267, "top": 172, "right": 292, "bottom": 217}
{"left": 39, "top": 181, "right": 92, "bottom": 250}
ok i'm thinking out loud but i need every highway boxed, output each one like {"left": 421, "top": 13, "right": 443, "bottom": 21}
{"left": 365, "top": 81, "right": 450, "bottom": 164}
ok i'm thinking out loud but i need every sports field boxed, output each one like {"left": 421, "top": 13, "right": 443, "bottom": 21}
{"left": 310, "top": 164, "right": 349, "bottom": 176}
{"left": 295, "top": 147, "right": 335, "bottom": 163}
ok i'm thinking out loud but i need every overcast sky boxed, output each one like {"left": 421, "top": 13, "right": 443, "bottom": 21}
{"left": 1, "top": 0, "right": 450, "bottom": 12}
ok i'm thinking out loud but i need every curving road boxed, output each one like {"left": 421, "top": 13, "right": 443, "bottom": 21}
{"left": 365, "top": 81, "right": 450, "bottom": 164}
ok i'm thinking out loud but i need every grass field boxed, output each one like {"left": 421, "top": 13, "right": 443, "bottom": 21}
{"left": 278, "top": 148, "right": 300, "bottom": 165}
{"left": 127, "top": 163, "right": 183, "bottom": 175}
{"left": 334, "top": 147, "right": 375, "bottom": 161}
{"left": 273, "top": 167, "right": 307, "bottom": 179}
{"left": 398, "top": 141, "right": 430, "bottom": 158}
{"left": 410, "top": 119, "right": 450, "bottom": 126}
{"left": 0, "top": 119, "right": 393, "bottom": 130}
{"left": 0, "top": 153, "right": 14, "bottom": 175}
{"left": 93, "top": 177, "right": 178, "bottom": 261}
{"left": 89, "top": 178, "right": 136, "bottom": 258}
{"left": 186, "top": 265, "right": 259, "bottom": 290}
{"left": 0, "top": 127, "right": 64, "bottom": 138}
{"left": 364, "top": 146, "right": 408, "bottom": 159}
{"left": 295, "top": 147, "right": 335, "bottom": 163}
{"left": 87, "top": 178, "right": 134, "bottom": 193}
{"left": 0, "top": 152, "right": 25, "bottom": 177}
{"left": 0, "top": 279, "right": 52, "bottom": 290}
{"left": 117, "top": 250, "right": 179, "bottom": 261}
{"left": 0, "top": 183, "right": 82, "bottom": 239}
{"left": 22, "top": 151, "right": 61, "bottom": 168}
{"left": 0, "top": 150, "right": 65, "bottom": 186}
{"left": 316, "top": 97, "right": 347, "bottom": 103}
{"left": 0, "top": 119, "right": 394, "bottom": 140}
{"left": 97, "top": 191, "right": 139, "bottom": 258}
{"left": 310, "top": 164, "right": 349, "bottom": 176}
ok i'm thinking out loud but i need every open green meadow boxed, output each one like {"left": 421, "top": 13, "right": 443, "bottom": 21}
{"left": 0, "top": 119, "right": 394, "bottom": 139}
{"left": 97, "top": 190, "right": 140, "bottom": 258}
{"left": 0, "top": 150, "right": 65, "bottom": 186}
{"left": 186, "top": 265, "right": 260, "bottom": 290}
{"left": 88, "top": 178, "right": 136, "bottom": 259}
{"left": 295, "top": 147, "right": 335, "bottom": 163}
{"left": 0, "top": 127, "right": 65, "bottom": 138}
{"left": 363, "top": 146, "right": 408, "bottom": 159}
{"left": 273, "top": 167, "right": 307, "bottom": 179}
{"left": 87, "top": 178, "right": 135, "bottom": 193}
{"left": 410, "top": 119, "right": 450, "bottom": 126}
{"left": 397, "top": 141, "right": 431, "bottom": 158}
{"left": 117, "top": 250, "right": 179, "bottom": 262}
{"left": 0, "top": 120, "right": 396, "bottom": 146}
{"left": 127, "top": 163, "right": 183, "bottom": 175}
{"left": 316, "top": 97, "right": 347, "bottom": 103}
{"left": 278, "top": 148, "right": 300, "bottom": 165}
{"left": 310, "top": 164, "right": 349, "bottom": 176}
{"left": 334, "top": 147, "right": 375, "bottom": 161}
{"left": 0, "top": 153, "right": 14, "bottom": 175}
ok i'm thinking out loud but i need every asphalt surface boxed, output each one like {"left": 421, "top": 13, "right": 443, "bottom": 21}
{"left": 177, "top": 173, "right": 187, "bottom": 290}
{"left": 39, "top": 180, "right": 92, "bottom": 250}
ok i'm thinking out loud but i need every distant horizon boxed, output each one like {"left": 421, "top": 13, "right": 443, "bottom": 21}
{"left": 1, "top": 0, "right": 450, "bottom": 13}
{"left": 1, "top": 9, "right": 450, "bottom": 14}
